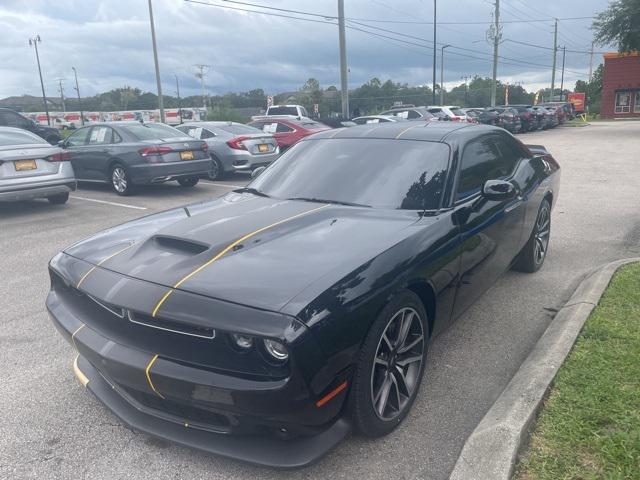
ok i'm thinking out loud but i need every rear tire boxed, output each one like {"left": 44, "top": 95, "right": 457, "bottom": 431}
{"left": 349, "top": 289, "right": 428, "bottom": 438}
{"left": 110, "top": 163, "right": 135, "bottom": 196}
{"left": 177, "top": 177, "right": 199, "bottom": 188}
{"left": 514, "top": 198, "right": 551, "bottom": 273}
{"left": 47, "top": 192, "right": 69, "bottom": 205}
{"left": 207, "top": 156, "right": 224, "bottom": 180}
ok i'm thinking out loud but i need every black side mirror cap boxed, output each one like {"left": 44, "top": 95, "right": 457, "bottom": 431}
{"left": 482, "top": 179, "right": 517, "bottom": 201}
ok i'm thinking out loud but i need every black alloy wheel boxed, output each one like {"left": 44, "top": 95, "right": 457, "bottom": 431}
{"left": 514, "top": 198, "right": 551, "bottom": 273}
{"left": 349, "top": 289, "right": 428, "bottom": 437}
{"left": 207, "top": 155, "right": 224, "bottom": 180}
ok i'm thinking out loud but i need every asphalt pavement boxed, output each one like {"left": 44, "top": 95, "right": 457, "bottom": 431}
{"left": 2, "top": 122, "right": 639, "bottom": 480}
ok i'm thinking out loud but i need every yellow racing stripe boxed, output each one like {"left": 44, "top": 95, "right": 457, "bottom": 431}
{"left": 151, "top": 203, "right": 329, "bottom": 317}
{"left": 76, "top": 243, "right": 135, "bottom": 288}
{"left": 145, "top": 354, "right": 165, "bottom": 399}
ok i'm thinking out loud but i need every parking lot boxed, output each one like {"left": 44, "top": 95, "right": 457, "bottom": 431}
{"left": 2, "top": 121, "right": 640, "bottom": 480}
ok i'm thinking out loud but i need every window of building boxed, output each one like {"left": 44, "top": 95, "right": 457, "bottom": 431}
{"left": 614, "top": 92, "right": 631, "bottom": 114}
{"left": 635, "top": 92, "right": 640, "bottom": 113}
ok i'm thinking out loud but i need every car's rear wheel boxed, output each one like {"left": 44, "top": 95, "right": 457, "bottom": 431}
{"left": 207, "top": 155, "right": 224, "bottom": 180}
{"left": 349, "top": 290, "right": 428, "bottom": 437}
{"left": 110, "top": 163, "right": 134, "bottom": 196}
{"left": 47, "top": 192, "right": 69, "bottom": 205}
{"left": 514, "top": 198, "right": 551, "bottom": 273}
{"left": 177, "top": 177, "right": 199, "bottom": 187}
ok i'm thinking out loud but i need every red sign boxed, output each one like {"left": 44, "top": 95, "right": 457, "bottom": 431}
{"left": 568, "top": 92, "right": 586, "bottom": 113}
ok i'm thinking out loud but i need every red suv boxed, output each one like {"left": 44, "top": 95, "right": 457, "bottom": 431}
{"left": 247, "top": 117, "right": 330, "bottom": 151}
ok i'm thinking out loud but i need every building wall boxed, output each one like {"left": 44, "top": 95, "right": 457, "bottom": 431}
{"left": 601, "top": 52, "right": 640, "bottom": 118}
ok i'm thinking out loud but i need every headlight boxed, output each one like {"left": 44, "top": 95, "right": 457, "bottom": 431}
{"left": 231, "top": 333, "right": 254, "bottom": 350}
{"left": 263, "top": 339, "right": 289, "bottom": 361}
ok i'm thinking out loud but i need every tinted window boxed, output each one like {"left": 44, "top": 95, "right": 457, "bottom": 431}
{"left": 0, "top": 111, "right": 30, "bottom": 128}
{"left": 201, "top": 129, "right": 216, "bottom": 139}
{"left": 268, "top": 106, "right": 298, "bottom": 116}
{"left": 66, "top": 127, "right": 91, "bottom": 146}
{"left": 0, "top": 129, "right": 46, "bottom": 146}
{"left": 276, "top": 123, "right": 294, "bottom": 133}
{"left": 407, "top": 110, "right": 421, "bottom": 119}
{"left": 457, "top": 136, "right": 519, "bottom": 200}
{"left": 251, "top": 139, "right": 449, "bottom": 210}
{"left": 122, "top": 124, "right": 183, "bottom": 140}
{"left": 216, "top": 124, "right": 261, "bottom": 135}
{"left": 144, "top": 123, "right": 186, "bottom": 139}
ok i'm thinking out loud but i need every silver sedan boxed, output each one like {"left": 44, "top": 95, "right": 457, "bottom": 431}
{"left": 0, "top": 127, "right": 76, "bottom": 203}
{"left": 176, "top": 122, "right": 279, "bottom": 180}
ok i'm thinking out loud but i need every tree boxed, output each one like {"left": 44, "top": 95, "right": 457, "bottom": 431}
{"left": 593, "top": 0, "right": 640, "bottom": 52}
{"left": 574, "top": 63, "right": 603, "bottom": 112}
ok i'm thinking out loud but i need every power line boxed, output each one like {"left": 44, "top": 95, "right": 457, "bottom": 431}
{"left": 503, "top": 38, "right": 605, "bottom": 54}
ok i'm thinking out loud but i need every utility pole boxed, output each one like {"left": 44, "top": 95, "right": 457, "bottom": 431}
{"left": 489, "top": 0, "right": 501, "bottom": 107}
{"left": 72, "top": 67, "right": 84, "bottom": 126}
{"left": 432, "top": 0, "right": 437, "bottom": 105}
{"left": 560, "top": 46, "right": 566, "bottom": 101}
{"left": 338, "top": 0, "right": 349, "bottom": 118}
{"left": 147, "top": 0, "right": 165, "bottom": 123}
{"left": 461, "top": 75, "right": 470, "bottom": 106}
{"left": 550, "top": 18, "right": 558, "bottom": 102}
{"left": 57, "top": 79, "right": 66, "bottom": 113}
{"left": 440, "top": 44, "right": 450, "bottom": 105}
{"left": 28, "top": 35, "right": 50, "bottom": 126}
{"left": 175, "top": 74, "right": 182, "bottom": 124}
{"left": 194, "top": 64, "right": 210, "bottom": 113}
{"left": 588, "top": 41, "right": 594, "bottom": 82}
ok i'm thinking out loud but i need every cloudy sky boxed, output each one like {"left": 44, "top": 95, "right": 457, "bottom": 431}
{"left": 0, "top": 0, "right": 610, "bottom": 100}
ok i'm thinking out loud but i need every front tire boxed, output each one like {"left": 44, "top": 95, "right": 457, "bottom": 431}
{"left": 47, "top": 192, "right": 69, "bottom": 205}
{"left": 349, "top": 290, "right": 428, "bottom": 437}
{"left": 110, "top": 163, "right": 134, "bottom": 196}
{"left": 514, "top": 198, "right": 551, "bottom": 273}
{"left": 177, "top": 177, "right": 199, "bottom": 187}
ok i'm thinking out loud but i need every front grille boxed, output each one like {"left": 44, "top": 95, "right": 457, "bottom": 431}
{"left": 121, "top": 386, "right": 232, "bottom": 433}
{"left": 127, "top": 310, "right": 215, "bottom": 339}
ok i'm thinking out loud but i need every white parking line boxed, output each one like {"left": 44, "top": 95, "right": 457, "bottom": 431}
{"left": 70, "top": 196, "right": 148, "bottom": 210}
{"left": 200, "top": 182, "right": 245, "bottom": 189}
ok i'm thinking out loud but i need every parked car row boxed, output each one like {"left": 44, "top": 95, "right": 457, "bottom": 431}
{"left": 461, "top": 102, "right": 572, "bottom": 133}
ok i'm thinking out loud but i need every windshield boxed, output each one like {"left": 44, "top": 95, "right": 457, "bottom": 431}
{"left": 123, "top": 123, "right": 186, "bottom": 140}
{"left": 216, "top": 124, "right": 262, "bottom": 135}
{"left": 0, "top": 129, "right": 46, "bottom": 146}
{"left": 268, "top": 106, "right": 298, "bottom": 116}
{"left": 250, "top": 138, "right": 449, "bottom": 210}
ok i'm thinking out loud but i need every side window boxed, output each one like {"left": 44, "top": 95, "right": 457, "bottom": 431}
{"left": 395, "top": 110, "right": 409, "bottom": 119}
{"left": 200, "top": 129, "right": 216, "bottom": 139}
{"left": 0, "top": 111, "right": 30, "bottom": 128}
{"left": 407, "top": 110, "right": 421, "bottom": 119}
{"left": 456, "top": 136, "right": 503, "bottom": 201}
{"left": 66, "top": 127, "right": 91, "bottom": 147}
{"left": 88, "top": 126, "right": 113, "bottom": 145}
{"left": 494, "top": 134, "right": 525, "bottom": 175}
{"left": 276, "top": 123, "right": 294, "bottom": 133}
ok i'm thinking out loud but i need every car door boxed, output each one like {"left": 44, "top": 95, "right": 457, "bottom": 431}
{"left": 82, "top": 126, "right": 116, "bottom": 180}
{"left": 451, "top": 133, "right": 526, "bottom": 318}
{"left": 64, "top": 127, "right": 92, "bottom": 178}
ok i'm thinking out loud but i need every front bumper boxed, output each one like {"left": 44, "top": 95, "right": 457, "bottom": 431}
{"left": 130, "top": 158, "right": 211, "bottom": 184}
{"left": 73, "top": 354, "right": 350, "bottom": 468}
{"left": 46, "top": 255, "right": 351, "bottom": 467}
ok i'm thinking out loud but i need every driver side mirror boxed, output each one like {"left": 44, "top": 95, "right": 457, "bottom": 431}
{"left": 482, "top": 179, "right": 517, "bottom": 201}
{"left": 251, "top": 166, "right": 266, "bottom": 179}
{"left": 57, "top": 140, "right": 66, "bottom": 148}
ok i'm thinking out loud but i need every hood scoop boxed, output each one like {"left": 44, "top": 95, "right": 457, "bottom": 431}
{"left": 152, "top": 235, "right": 210, "bottom": 255}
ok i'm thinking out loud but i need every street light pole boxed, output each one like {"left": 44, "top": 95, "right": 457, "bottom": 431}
{"left": 560, "top": 45, "right": 566, "bottom": 101}
{"left": 440, "top": 44, "right": 450, "bottom": 106}
{"left": 490, "top": 0, "right": 500, "bottom": 107}
{"left": 28, "top": 35, "right": 50, "bottom": 126}
{"left": 550, "top": 18, "right": 558, "bottom": 102}
{"left": 432, "top": 0, "right": 437, "bottom": 105}
{"left": 338, "top": 0, "right": 349, "bottom": 118}
{"left": 147, "top": 0, "right": 165, "bottom": 123}
{"left": 72, "top": 67, "right": 84, "bottom": 126}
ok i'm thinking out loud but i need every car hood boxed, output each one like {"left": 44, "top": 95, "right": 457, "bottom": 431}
{"left": 64, "top": 193, "right": 423, "bottom": 314}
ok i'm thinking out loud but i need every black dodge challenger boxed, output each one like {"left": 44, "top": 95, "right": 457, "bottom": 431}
{"left": 46, "top": 122, "right": 560, "bottom": 468}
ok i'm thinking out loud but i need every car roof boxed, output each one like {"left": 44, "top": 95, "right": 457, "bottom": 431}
{"left": 308, "top": 121, "right": 502, "bottom": 143}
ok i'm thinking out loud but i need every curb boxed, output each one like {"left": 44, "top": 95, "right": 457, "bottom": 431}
{"left": 449, "top": 257, "right": 640, "bottom": 480}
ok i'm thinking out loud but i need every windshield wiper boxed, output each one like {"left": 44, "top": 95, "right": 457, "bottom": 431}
{"left": 287, "top": 197, "right": 371, "bottom": 208}
{"left": 233, "top": 187, "right": 270, "bottom": 198}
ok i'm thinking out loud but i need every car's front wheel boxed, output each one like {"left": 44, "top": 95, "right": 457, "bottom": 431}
{"left": 110, "top": 163, "right": 134, "bottom": 196}
{"left": 349, "top": 289, "right": 428, "bottom": 437}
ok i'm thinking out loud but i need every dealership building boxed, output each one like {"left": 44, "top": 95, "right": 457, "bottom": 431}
{"left": 601, "top": 51, "right": 640, "bottom": 118}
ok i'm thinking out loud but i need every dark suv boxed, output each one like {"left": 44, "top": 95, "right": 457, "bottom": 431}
{"left": 499, "top": 105, "right": 539, "bottom": 132}
{"left": 0, "top": 108, "right": 61, "bottom": 144}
